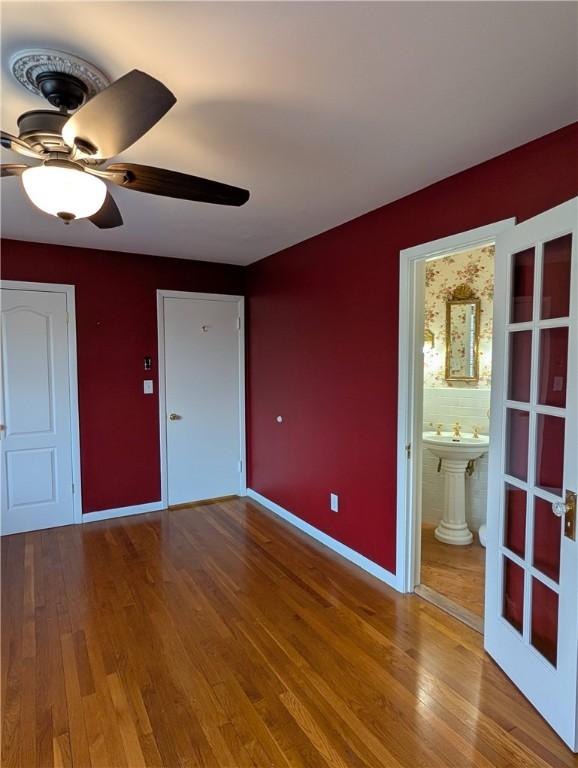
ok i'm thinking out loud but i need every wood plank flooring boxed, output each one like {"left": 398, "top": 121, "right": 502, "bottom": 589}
{"left": 420, "top": 523, "right": 486, "bottom": 619}
{"left": 2, "top": 498, "right": 575, "bottom": 767}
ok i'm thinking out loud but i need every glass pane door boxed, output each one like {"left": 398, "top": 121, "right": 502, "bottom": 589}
{"left": 484, "top": 198, "right": 578, "bottom": 751}
{"left": 501, "top": 233, "right": 571, "bottom": 663}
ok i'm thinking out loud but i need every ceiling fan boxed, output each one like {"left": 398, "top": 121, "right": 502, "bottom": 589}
{"left": 1, "top": 51, "right": 250, "bottom": 228}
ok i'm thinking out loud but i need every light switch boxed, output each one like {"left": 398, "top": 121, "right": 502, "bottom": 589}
{"left": 330, "top": 493, "right": 339, "bottom": 513}
{"left": 143, "top": 380, "right": 154, "bottom": 394}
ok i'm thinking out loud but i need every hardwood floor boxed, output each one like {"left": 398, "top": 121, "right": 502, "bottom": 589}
{"left": 2, "top": 498, "right": 574, "bottom": 767}
{"left": 420, "top": 523, "right": 486, "bottom": 619}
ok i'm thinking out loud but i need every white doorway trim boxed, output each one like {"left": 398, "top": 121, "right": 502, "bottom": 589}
{"left": 156, "top": 290, "right": 246, "bottom": 509}
{"left": 1, "top": 280, "right": 83, "bottom": 525}
{"left": 396, "top": 220, "right": 515, "bottom": 593}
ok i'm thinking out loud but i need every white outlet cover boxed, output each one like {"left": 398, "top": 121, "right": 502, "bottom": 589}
{"left": 143, "top": 380, "right": 154, "bottom": 394}
{"left": 330, "top": 493, "right": 339, "bottom": 512}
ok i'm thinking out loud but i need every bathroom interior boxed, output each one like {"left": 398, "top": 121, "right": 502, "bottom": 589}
{"left": 419, "top": 243, "right": 495, "bottom": 629}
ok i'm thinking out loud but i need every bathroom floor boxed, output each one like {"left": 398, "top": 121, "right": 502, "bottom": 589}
{"left": 420, "top": 523, "right": 486, "bottom": 619}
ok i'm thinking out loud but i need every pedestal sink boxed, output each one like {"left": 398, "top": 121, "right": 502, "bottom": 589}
{"left": 423, "top": 432, "right": 489, "bottom": 545}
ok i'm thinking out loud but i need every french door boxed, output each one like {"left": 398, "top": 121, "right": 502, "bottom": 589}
{"left": 485, "top": 198, "right": 578, "bottom": 750}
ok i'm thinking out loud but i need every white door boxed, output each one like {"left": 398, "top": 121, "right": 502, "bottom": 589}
{"left": 1, "top": 288, "right": 75, "bottom": 535}
{"left": 163, "top": 296, "right": 243, "bottom": 506}
{"left": 485, "top": 198, "right": 578, "bottom": 750}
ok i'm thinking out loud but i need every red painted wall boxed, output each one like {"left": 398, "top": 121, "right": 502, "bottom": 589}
{"left": 1, "top": 240, "right": 244, "bottom": 513}
{"left": 247, "top": 122, "right": 578, "bottom": 573}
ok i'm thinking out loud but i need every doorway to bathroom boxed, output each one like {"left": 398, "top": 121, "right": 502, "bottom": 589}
{"left": 395, "top": 218, "right": 515, "bottom": 632}
{"left": 418, "top": 243, "right": 495, "bottom": 630}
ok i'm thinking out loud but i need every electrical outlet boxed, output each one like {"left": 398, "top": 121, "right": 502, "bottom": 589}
{"left": 330, "top": 493, "right": 339, "bottom": 513}
{"left": 143, "top": 380, "right": 154, "bottom": 394}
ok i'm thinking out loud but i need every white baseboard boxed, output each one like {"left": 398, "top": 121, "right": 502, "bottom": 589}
{"left": 246, "top": 489, "right": 401, "bottom": 592}
{"left": 82, "top": 501, "right": 164, "bottom": 523}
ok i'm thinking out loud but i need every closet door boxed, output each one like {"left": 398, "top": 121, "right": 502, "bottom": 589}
{"left": 1, "top": 288, "right": 75, "bottom": 534}
{"left": 162, "top": 295, "right": 243, "bottom": 506}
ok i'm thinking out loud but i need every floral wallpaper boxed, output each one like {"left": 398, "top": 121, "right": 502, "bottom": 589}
{"left": 423, "top": 244, "right": 494, "bottom": 388}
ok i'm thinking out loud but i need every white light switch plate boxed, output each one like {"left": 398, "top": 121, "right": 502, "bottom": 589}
{"left": 144, "top": 380, "right": 154, "bottom": 394}
{"left": 330, "top": 493, "right": 339, "bottom": 512}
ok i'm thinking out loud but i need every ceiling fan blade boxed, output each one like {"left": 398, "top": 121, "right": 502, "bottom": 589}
{"left": 62, "top": 70, "right": 176, "bottom": 160}
{"left": 88, "top": 191, "right": 123, "bottom": 229}
{"left": 103, "top": 163, "right": 250, "bottom": 207}
{"left": 1, "top": 131, "right": 43, "bottom": 159}
{"left": 1, "top": 164, "right": 30, "bottom": 177}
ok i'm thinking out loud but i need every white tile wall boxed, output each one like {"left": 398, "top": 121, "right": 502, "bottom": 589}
{"left": 421, "top": 386, "right": 490, "bottom": 531}
{"left": 423, "top": 386, "right": 491, "bottom": 435}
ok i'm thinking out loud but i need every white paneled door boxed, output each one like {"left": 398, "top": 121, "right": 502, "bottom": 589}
{"left": 162, "top": 295, "right": 243, "bottom": 506}
{"left": 1, "top": 287, "right": 75, "bottom": 535}
{"left": 485, "top": 198, "right": 578, "bottom": 750}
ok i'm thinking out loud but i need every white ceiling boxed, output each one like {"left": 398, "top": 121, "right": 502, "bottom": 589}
{"left": 1, "top": 2, "right": 576, "bottom": 265}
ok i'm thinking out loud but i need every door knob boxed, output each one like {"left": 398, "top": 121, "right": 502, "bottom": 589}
{"left": 552, "top": 493, "right": 575, "bottom": 517}
{"left": 552, "top": 500, "right": 568, "bottom": 517}
{"left": 168, "top": 413, "right": 181, "bottom": 421}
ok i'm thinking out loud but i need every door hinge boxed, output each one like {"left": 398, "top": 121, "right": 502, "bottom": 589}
{"left": 238, "top": 460, "right": 243, "bottom": 473}
{"left": 406, "top": 443, "right": 411, "bottom": 459}
{"left": 65, "top": 311, "right": 70, "bottom": 323}
{"left": 237, "top": 316, "right": 241, "bottom": 331}
{"left": 72, "top": 483, "right": 75, "bottom": 494}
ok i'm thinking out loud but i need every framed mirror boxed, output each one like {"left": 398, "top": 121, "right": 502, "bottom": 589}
{"left": 445, "top": 284, "right": 481, "bottom": 382}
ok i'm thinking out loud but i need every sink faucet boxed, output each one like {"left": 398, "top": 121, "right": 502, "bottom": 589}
{"left": 452, "top": 422, "right": 462, "bottom": 440}
{"left": 436, "top": 423, "right": 443, "bottom": 436}
{"left": 473, "top": 425, "right": 481, "bottom": 439}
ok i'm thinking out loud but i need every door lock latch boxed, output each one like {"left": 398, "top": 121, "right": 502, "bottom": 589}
{"left": 564, "top": 490, "right": 576, "bottom": 541}
{"left": 555, "top": 490, "right": 577, "bottom": 541}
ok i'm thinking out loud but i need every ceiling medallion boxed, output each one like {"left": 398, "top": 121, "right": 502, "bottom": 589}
{"left": 10, "top": 49, "right": 110, "bottom": 101}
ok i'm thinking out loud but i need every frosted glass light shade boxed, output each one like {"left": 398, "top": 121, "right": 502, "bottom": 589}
{"left": 22, "top": 165, "right": 107, "bottom": 220}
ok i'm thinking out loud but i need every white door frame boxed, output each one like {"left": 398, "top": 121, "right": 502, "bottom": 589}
{"left": 156, "top": 290, "right": 246, "bottom": 509}
{"left": 396, "top": 219, "right": 515, "bottom": 593}
{"left": 1, "top": 280, "right": 83, "bottom": 526}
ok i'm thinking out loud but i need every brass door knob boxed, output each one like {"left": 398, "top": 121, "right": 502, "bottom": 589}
{"left": 168, "top": 413, "right": 181, "bottom": 421}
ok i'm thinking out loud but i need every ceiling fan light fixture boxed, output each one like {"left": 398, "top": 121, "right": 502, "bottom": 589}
{"left": 4, "top": 62, "right": 249, "bottom": 228}
{"left": 21, "top": 163, "right": 107, "bottom": 220}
